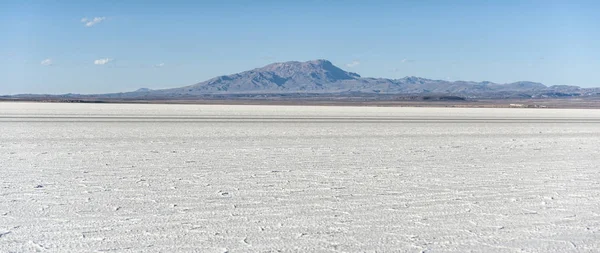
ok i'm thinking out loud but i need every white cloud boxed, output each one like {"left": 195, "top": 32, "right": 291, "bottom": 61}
{"left": 345, "top": 60, "right": 360, "bottom": 68}
{"left": 41, "top": 59, "right": 53, "bottom": 66}
{"left": 155, "top": 63, "right": 165, "bottom": 68}
{"left": 401, "top": 58, "right": 407, "bottom": 63}
{"left": 81, "top": 17, "right": 106, "bottom": 27}
{"left": 94, "top": 58, "right": 112, "bottom": 65}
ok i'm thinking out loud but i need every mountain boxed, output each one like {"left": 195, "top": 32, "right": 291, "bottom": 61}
{"left": 159, "top": 59, "right": 361, "bottom": 94}
{"left": 133, "top": 59, "right": 594, "bottom": 98}
{"left": 5, "top": 59, "right": 600, "bottom": 100}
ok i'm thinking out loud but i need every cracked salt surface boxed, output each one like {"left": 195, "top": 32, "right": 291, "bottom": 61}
{"left": 1, "top": 102, "right": 600, "bottom": 252}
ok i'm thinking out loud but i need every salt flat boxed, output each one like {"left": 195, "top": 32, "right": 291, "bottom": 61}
{"left": 1, "top": 102, "right": 600, "bottom": 252}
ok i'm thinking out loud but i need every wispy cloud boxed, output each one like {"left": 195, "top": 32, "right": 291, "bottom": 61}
{"left": 94, "top": 58, "right": 112, "bottom": 65}
{"left": 41, "top": 59, "right": 53, "bottom": 66}
{"left": 154, "top": 63, "right": 165, "bottom": 68}
{"left": 345, "top": 60, "right": 360, "bottom": 68}
{"left": 81, "top": 17, "right": 106, "bottom": 27}
{"left": 392, "top": 59, "right": 416, "bottom": 72}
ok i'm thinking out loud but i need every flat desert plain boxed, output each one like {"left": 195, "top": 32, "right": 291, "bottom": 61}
{"left": 1, "top": 102, "right": 600, "bottom": 252}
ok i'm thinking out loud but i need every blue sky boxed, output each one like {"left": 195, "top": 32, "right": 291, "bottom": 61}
{"left": 1, "top": 0, "right": 599, "bottom": 94}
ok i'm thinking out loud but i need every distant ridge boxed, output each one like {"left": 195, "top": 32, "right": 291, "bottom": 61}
{"left": 6, "top": 59, "right": 600, "bottom": 99}
{"left": 137, "top": 59, "right": 598, "bottom": 98}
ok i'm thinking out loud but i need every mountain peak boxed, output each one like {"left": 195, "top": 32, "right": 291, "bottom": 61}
{"left": 307, "top": 59, "right": 333, "bottom": 65}
{"left": 134, "top": 88, "right": 153, "bottom": 92}
{"left": 260, "top": 59, "right": 335, "bottom": 72}
{"left": 255, "top": 59, "right": 360, "bottom": 80}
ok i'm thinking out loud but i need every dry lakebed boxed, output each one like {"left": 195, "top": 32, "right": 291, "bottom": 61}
{"left": 1, "top": 102, "right": 600, "bottom": 252}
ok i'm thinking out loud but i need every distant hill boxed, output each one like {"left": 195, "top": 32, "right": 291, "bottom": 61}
{"left": 124, "top": 59, "right": 599, "bottom": 99}
{"left": 6, "top": 59, "right": 600, "bottom": 100}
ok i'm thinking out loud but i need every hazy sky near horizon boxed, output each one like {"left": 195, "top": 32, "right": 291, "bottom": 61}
{"left": 1, "top": 0, "right": 599, "bottom": 94}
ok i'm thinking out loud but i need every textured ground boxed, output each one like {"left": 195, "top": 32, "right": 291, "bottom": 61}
{"left": 1, "top": 102, "right": 600, "bottom": 252}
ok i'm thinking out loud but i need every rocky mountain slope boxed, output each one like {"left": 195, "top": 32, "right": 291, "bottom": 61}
{"left": 133, "top": 59, "right": 597, "bottom": 98}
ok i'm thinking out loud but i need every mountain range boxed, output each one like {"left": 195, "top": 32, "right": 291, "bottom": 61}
{"left": 5, "top": 59, "right": 600, "bottom": 100}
